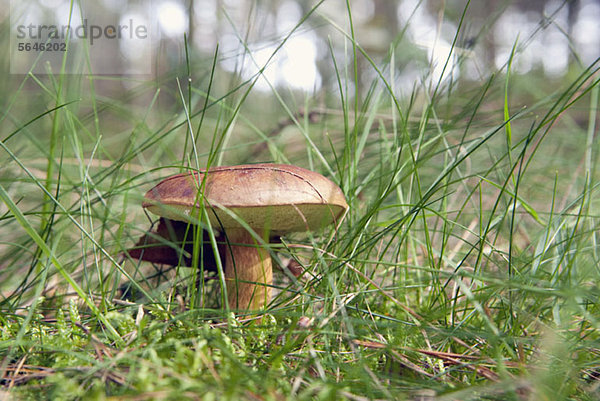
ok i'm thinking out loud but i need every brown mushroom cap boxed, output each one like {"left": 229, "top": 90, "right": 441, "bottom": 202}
{"left": 142, "top": 164, "right": 348, "bottom": 234}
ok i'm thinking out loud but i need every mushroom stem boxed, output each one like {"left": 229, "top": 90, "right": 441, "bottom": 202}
{"left": 224, "top": 230, "right": 272, "bottom": 310}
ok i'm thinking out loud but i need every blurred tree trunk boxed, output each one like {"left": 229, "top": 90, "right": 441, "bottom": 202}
{"left": 374, "top": 0, "right": 399, "bottom": 40}
{"left": 188, "top": 0, "right": 195, "bottom": 50}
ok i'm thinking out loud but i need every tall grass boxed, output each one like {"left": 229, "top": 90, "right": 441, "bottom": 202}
{"left": 1, "top": 1, "right": 599, "bottom": 400}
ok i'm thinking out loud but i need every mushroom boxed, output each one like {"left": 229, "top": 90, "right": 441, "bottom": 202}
{"left": 127, "top": 217, "right": 224, "bottom": 272}
{"left": 142, "top": 163, "right": 348, "bottom": 311}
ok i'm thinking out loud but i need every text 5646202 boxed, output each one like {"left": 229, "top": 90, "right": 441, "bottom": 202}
{"left": 17, "top": 42, "right": 67, "bottom": 52}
